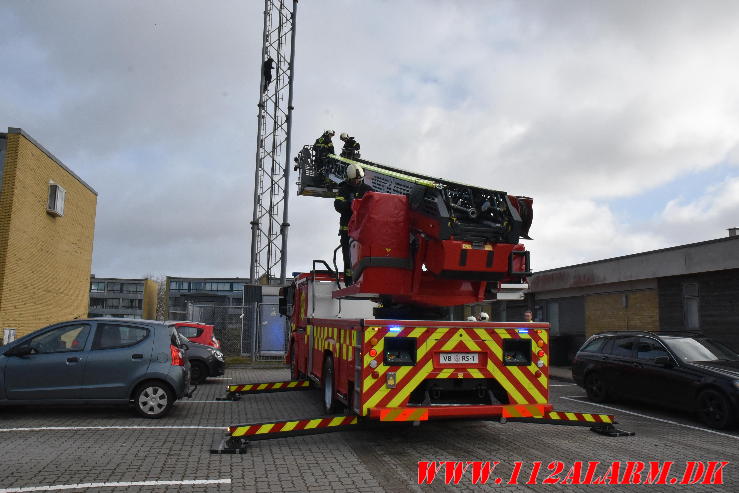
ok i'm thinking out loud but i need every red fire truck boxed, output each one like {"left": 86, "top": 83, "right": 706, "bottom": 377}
{"left": 213, "top": 149, "right": 631, "bottom": 452}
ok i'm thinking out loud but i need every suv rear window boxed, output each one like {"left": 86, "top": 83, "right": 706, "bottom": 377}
{"left": 580, "top": 337, "right": 607, "bottom": 353}
{"left": 611, "top": 337, "right": 637, "bottom": 358}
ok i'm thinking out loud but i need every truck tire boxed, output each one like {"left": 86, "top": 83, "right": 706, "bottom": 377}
{"left": 322, "top": 355, "right": 340, "bottom": 414}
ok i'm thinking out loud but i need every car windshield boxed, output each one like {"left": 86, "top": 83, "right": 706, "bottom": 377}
{"left": 661, "top": 336, "right": 739, "bottom": 362}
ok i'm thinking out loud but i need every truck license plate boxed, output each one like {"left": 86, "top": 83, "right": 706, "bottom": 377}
{"left": 439, "top": 353, "right": 478, "bottom": 364}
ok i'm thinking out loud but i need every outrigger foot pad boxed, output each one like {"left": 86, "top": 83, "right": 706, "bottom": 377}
{"left": 590, "top": 424, "right": 635, "bottom": 437}
{"left": 210, "top": 436, "right": 249, "bottom": 454}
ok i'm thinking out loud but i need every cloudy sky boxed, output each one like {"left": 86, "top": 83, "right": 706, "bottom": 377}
{"left": 2, "top": 0, "right": 738, "bottom": 279}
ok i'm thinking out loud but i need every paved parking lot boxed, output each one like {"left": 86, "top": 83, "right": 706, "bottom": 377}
{"left": 0, "top": 367, "right": 737, "bottom": 492}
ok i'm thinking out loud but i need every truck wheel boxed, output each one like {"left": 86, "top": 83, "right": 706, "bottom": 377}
{"left": 697, "top": 389, "right": 733, "bottom": 429}
{"left": 322, "top": 355, "right": 339, "bottom": 414}
{"left": 584, "top": 372, "right": 610, "bottom": 403}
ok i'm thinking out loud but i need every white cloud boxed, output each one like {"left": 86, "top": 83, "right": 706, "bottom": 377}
{"left": 2, "top": 0, "right": 739, "bottom": 278}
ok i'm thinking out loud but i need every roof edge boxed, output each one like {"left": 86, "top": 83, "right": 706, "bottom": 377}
{"left": 533, "top": 235, "right": 739, "bottom": 276}
{"left": 7, "top": 127, "right": 97, "bottom": 196}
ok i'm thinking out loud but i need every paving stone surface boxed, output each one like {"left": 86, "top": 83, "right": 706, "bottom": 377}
{"left": 0, "top": 368, "right": 737, "bottom": 491}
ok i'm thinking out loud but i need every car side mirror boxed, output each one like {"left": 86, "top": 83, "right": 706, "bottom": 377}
{"left": 654, "top": 355, "right": 672, "bottom": 367}
{"left": 5, "top": 344, "right": 32, "bottom": 357}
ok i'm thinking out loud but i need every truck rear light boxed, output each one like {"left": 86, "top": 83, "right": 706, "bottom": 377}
{"left": 369, "top": 360, "right": 378, "bottom": 369}
{"left": 371, "top": 371, "right": 379, "bottom": 379}
{"left": 369, "top": 349, "right": 377, "bottom": 357}
{"left": 537, "top": 350, "right": 545, "bottom": 357}
{"left": 170, "top": 345, "right": 184, "bottom": 366}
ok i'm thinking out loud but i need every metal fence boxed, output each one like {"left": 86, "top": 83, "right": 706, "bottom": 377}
{"left": 184, "top": 303, "right": 288, "bottom": 361}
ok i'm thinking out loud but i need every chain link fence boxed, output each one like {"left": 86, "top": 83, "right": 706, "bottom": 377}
{"left": 185, "top": 302, "right": 288, "bottom": 361}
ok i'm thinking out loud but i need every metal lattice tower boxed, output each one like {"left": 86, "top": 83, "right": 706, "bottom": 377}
{"left": 249, "top": 0, "right": 298, "bottom": 285}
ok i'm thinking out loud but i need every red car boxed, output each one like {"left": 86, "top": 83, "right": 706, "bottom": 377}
{"left": 169, "top": 321, "right": 221, "bottom": 349}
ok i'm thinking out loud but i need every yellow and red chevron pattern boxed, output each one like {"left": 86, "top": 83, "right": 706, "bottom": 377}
{"left": 312, "top": 325, "right": 357, "bottom": 362}
{"left": 502, "top": 404, "right": 546, "bottom": 418}
{"left": 379, "top": 408, "right": 429, "bottom": 422}
{"left": 227, "top": 380, "right": 310, "bottom": 394}
{"left": 360, "top": 326, "right": 549, "bottom": 416}
{"left": 544, "top": 411, "right": 614, "bottom": 424}
{"left": 229, "top": 416, "right": 358, "bottom": 438}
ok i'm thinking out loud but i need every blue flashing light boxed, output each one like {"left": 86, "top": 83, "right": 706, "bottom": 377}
{"left": 517, "top": 328, "right": 529, "bottom": 334}
{"left": 388, "top": 326, "right": 403, "bottom": 333}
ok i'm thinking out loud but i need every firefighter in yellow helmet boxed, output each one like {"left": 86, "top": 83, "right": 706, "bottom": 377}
{"left": 339, "top": 132, "right": 360, "bottom": 160}
{"left": 314, "top": 130, "right": 335, "bottom": 169}
{"left": 334, "top": 163, "right": 373, "bottom": 285}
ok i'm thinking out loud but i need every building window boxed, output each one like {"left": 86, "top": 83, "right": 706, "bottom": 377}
{"left": 90, "top": 281, "right": 106, "bottom": 293}
{"left": 683, "top": 282, "right": 700, "bottom": 330}
{"left": 105, "top": 298, "right": 120, "bottom": 309}
{"left": 169, "top": 281, "right": 189, "bottom": 292}
{"left": 123, "top": 283, "right": 144, "bottom": 294}
{"left": 107, "top": 282, "right": 121, "bottom": 293}
{"left": 90, "top": 298, "right": 105, "bottom": 309}
{"left": 47, "top": 182, "right": 66, "bottom": 216}
{"left": 122, "top": 298, "right": 143, "bottom": 309}
{"left": 547, "top": 301, "right": 560, "bottom": 336}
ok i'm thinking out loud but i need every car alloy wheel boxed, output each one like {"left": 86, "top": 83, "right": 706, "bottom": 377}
{"left": 697, "top": 389, "right": 733, "bottom": 429}
{"left": 585, "top": 373, "right": 609, "bottom": 403}
{"left": 134, "top": 383, "right": 173, "bottom": 418}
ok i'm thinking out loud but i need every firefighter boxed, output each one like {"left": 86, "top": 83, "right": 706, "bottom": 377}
{"left": 340, "top": 132, "right": 360, "bottom": 160}
{"left": 334, "top": 163, "right": 373, "bottom": 285}
{"left": 314, "top": 130, "right": 335, "bottom": 170}
{"left": 262, "top": 57, "right": 274, "bottom": 93}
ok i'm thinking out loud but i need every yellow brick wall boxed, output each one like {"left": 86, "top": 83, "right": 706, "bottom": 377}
{"left": 142, "top": 279, "right": 159, "bottom": 320}
{"left": 584, "top": 289, "right": 659, "bottom": 338}
{"left": 0, "top": 132, "right": 97, "bottom": 337}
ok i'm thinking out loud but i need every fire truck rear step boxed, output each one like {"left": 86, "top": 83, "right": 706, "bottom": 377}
{"left": 218, "top": 380, "right": 311, "bottom": 401}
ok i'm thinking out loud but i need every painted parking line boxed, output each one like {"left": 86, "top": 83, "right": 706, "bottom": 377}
{"left": 0, "top": 479, "right": 231, "bottom": 492}
{"left": 179, "top": 400, "right": 233, "bottom": 403}
{"left": 0, "top": 425, "right": 224, "bottom": 432}
{"left": 561, "top": 396, "right": 739, "bottom": 440}
{"left": 207, "top": 377, "right": 233, "bottom": 380}
{"left": 550, "top": 383, "right": 577, "bottom": 387}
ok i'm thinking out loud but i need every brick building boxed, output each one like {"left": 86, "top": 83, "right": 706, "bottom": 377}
{"left": 89, "top": 276, "right": 159, "bottom": 319}
{"left": 527, "top": 232, "right": 739, "bottom": 363}
{"left": 0, "top": 128, "right": 97, "bottom": 339}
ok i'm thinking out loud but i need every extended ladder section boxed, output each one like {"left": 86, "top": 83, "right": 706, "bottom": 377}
{"left": 293, "top": 147, "right": 533, "bottom": 305}
{"left": 295, "top": 147, "right": 533, "bottom": 246}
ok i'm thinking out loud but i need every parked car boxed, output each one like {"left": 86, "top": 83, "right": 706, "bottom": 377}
{"left": 573, "top": 331, "right": 739, "bottom": 429}
{"left": 183, "top": 341, "right": 225, "bottom": 384}
{"left": 169, "top": 321, "right": 221, "bottom": 349}
{"left": 0, "top": 318, "right": 191, "bottom": 418}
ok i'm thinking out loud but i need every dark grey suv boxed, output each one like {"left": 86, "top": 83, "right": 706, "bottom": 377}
{"left": 0, "top": 318, "right": 191, "bottom": 418}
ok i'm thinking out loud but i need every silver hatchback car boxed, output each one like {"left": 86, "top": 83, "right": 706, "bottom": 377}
{"left": 0, "top": 318, "right": 191, "bottom": 418}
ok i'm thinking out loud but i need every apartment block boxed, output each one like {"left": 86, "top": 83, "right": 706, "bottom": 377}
{"left": 89, "top": 276, "right": 159, "bottom": 319}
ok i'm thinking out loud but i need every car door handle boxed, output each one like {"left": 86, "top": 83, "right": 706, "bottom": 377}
{"left": 66, "top": 357, "right": 79, "bottom": 363}
{"left": 132, "top": 354, "right": 144, "bottom": 360}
